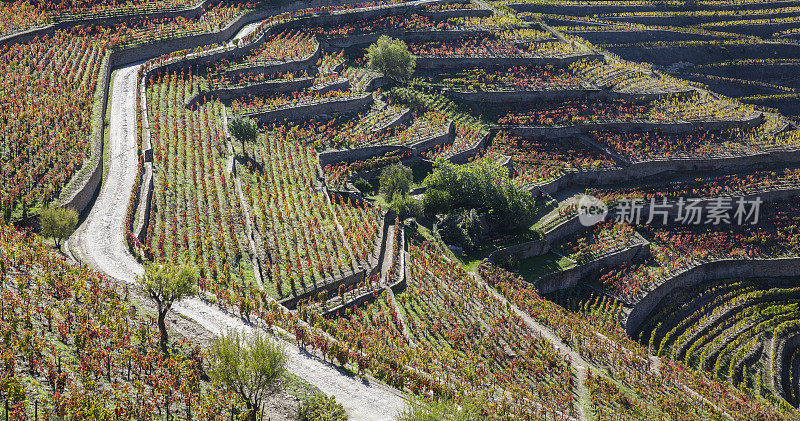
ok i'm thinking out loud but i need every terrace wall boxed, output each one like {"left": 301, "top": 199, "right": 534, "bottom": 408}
{"left": 323, "top": 28, "right": 488, "bottom": 48}
{"left": 416, "top": 53, "right": 605, "bottom": 70}
{"left": 243, "top": 93, "right": 373, "bottom": 123}
{"left": 446, "top": 87, "right": 694, "bottom": 104}
{"left": 446, "top": 132, "right": 489, "bottom": 164}
{"left": 528, "top": 143, "right": 800, "bottom": 197}
{"left": 0, "top": 0, "right": 216, "bottom": 47}
{"left": 536, "top": 235, "right": 651, "bottom": 294}
{"left": 506, "top": 111, "right": 764, "bottom": 140}
{"left": 184, "top": 77, "right": 314, "bottom": 107}
{"left": 623, "top": 257, "right": 800, "bottom": 336}
{"left": 224, "top": 46, "right": 321, "bottom": 80}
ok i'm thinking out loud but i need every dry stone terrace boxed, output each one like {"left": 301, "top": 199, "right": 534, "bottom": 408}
{"left": 4, "top": 0, "right": 800, "bottom": 419}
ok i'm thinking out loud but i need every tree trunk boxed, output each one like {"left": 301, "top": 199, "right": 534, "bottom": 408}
{"left": 245, "top": 401, "right": 257, "bottom": 421}
{"left": 158, "top": 309, "right": 169, "bottom": 356}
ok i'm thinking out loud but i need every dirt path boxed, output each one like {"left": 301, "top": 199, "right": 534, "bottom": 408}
{"left": 69, "top": 62, "right": 407, "bottom": 421}
{"left": 471, "top": 271, "right": 592, "bottom": 420}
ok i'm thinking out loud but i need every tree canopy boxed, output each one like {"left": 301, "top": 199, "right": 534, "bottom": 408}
{"left": 424, "top": 158, "right": 537, "bottom": 228}
{"left": 40, "top": 206, "right": 78, "bottom": 248}
{"left": 366, "top": 35, "right": 416, "bottom": 82}
{"left": 138, "top": 263, "right": 198, "bottom": 354}
{"left": 379, "top": 163, "right": 413, "bottom": 201}
{"left": 207, "top": 330, "right": 288, "bottom": 421}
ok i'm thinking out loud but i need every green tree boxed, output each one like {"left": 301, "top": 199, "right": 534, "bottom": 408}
{"left": 298, "top": 395, "right": 347, "bottom": 421}
{"left": 40, "top": 206, "right": 78, "bottom": 249}
{"left": 423, "top": 188, "right": 451, "bottom": 216}
{"left": 137, "top": 263, "right": 198, "bottom": 355}
{"left": 365, "top": 35, "right": 416, "bottom": 82}
{"left": 207, "top": 330, "right": 288, "bottom": 421}
{"left": 423, "top": 158, "right": 536, "bottom": 228}
{"left": 379, "top": 163, "right": 413, "bottom": 201}
{"left": 228, "top": 116, "right": 259, "bottom": 160}
{"left": 390, "top": 195, "right": 424, "bottom": 219}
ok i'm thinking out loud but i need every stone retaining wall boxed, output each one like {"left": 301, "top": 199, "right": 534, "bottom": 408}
{"left": 0, "top": 0, "right": 215, "bottom": 47}
{"left": 410, "top": 122, "right": 456, "bottom": 155}
{"left": 323, "top": 28, "right": 487, "bottom": 48}
{"left": 445, "top": 86, "right": 693, "bottom": 104}
{"left": 318, "top": 145, "right": 410, "bottom": 168}
{"left": 507, "top": 111, "right": 764, "bottom": 140}
{"left": 416, "top": 52, "right": 605, "bottom": 70}
{"left": 185, "top": 77, "right": 314, "bottom": 107}
{"left": 134, "top": 163, "right": 154, "bottom": 243}
{"left": 446, "top": 131, "right": 488, "bottom": 164}
{"left": 528, "top": 143, "right": 800, "bottom": 197}
{"left": 56, "top": 52, "right": 111, "bottom": 217}
{"left": 623, "top": 257, "right": 800, "bottom": 336}
{"left": 224, "top": 45, "right": 320, "bottom": 79}
{"left": 243, "top": 94, "right": 373, "bottom": 123}
{"left": 419, "top": 7, "right": 493, "bottom": 18}
{"left": 536, "top": 235, "right": 650, "bottom": 294}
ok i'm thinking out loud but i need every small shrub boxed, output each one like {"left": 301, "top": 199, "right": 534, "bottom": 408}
{"left": 40, "top": 206, "right": 78, "bottom": 248}
{"left": 353, "top": 177, "right": 373, "bottom": 194}
{"left": 298, "top": 395, "right": 347, "bottom": 421}
{"left": 390, "top": 195, "right": 423, "bottom": 219}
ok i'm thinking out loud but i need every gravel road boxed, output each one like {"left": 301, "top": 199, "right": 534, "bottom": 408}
{"left": 69, "top": 62, "right": 407, "bottom": 421}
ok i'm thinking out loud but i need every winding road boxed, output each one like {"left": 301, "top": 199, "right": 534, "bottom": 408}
{"left": 69, "top": 62, "right": 407, "bottom": 420}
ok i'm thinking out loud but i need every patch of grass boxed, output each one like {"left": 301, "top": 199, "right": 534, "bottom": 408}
{"left": 516, "top": 252, "right": 575, "bottom": 281}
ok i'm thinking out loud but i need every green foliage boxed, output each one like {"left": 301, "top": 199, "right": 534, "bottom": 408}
{"left": 423, "top": 188, "right": 451, "bottom": 216}
{"left": 434, "top": 209, "right": 482, "bottom": 253}
{"left": 396, "top": 398, "right": 481, "bottom": 421}
{"left": 40, "top": 206, "right": 78, "bottom": 247}
{"left": 229, "top": 116, "right": 259, "bottom": 160}
{"left": 207, "top": 330, "right": 288, "bottom": 421}
{"left": 298, "top": 395, "right": 348, "bottom": 421}
{"left": 379, "top": 163, "right": 413, "bottom": 200}
{"left": 366, "top": 35, "right": 416, "bottom": 82}
{"left": 228, "top": 116, "right": 259, "bottom": 144}
{"left": 353, "top": 177, "right": 374, "bottom": 194}
{"left": 138, "top": 262, "right": 198, "bottom": 354}
{"left": 423, "top": 159, "right": 536, "bottom": 228}
{"left": 390, "top": 194, "right": 424, "bottom": 219}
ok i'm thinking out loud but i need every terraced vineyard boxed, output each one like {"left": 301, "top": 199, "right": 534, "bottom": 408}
{"left": 5, "top": 0, "right": 800, "bottom": 419}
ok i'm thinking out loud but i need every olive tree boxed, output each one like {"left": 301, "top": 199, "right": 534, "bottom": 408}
{"left": 228, "top": 116, "right": 259, "bottom": 160}
{"left": 207, "top": 330, "right": 288, "bottom": 421}
{"left": 137, "top": 263, "right": 198, "bottom": 355}
{"left": 40, "top": 206, "right": 78, "bottom": 249}
{"left": 379, "top": 163, "right": 413, "bottom": 201}
{"left": 365, "top": 35, "right": 416, "bottom": 82}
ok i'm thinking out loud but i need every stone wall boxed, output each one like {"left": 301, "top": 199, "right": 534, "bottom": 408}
{"left": 528, "top": 143, "right": 800, "bottom": 196}
{"left": 419, "top": 7, "right": 493, "bottom": 19}
{"left": 134, "top": 163, "right": 154, "bottom": 242}
{"left": 318, "top": 145, "right": 410, "bottom": 168}
{"left": 244, "top": 93, "right": 373, "bottom": 123}
{"left": 487, "top": 240, "right": 549, "bottom": 265}
{"left": 507, "top": 111, "right": 764, "bottom": 140}
{"left": 185, "top": 77, "right": 314, "bottom": 107}
{"left": 416, "top": 52, "right": 605, "bottom": 69}
{"left": 536, "top": 234, "right": 650, "bottom": 294}
{"left": 445, "top": 86, "right": 693, "bottom": 104}
{"left": 224, "top": 45, "right": 320, "bottom": 79}
{"left": 623, "top": 257, "right": 800, "bottom": 335}
{"left": 447, "top": 131, "right": 488, "bottom": 164}
{"left": 323, "top": 28, "right": 486, "bottom": 48}
{"left": 410, "top": 122, "right": 456, "bottom": 155}
{"left": 57, "top": 52, "right": 111, "bottom": 217}
{"left": 0, "top": 0, "right": 215, "bottom": 47}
